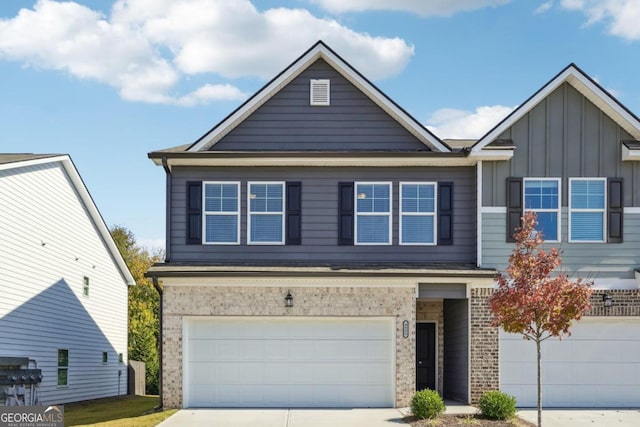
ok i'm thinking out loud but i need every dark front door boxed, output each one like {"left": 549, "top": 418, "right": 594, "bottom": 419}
{"left": 416, "top": 322, "right": 436, "bottom": 391}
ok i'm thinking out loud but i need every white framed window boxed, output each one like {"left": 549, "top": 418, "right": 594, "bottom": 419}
{"left": 523, "top": 178, "right": 561, "bottom": 242}
{"left": 58, "top": 349, "right": 68, "bottom": 387}
{"left": 203, "top": 182, "right": 240, "bottom": 244}
{"left": 569, "top": 178, "right": 606, "bottom": 243}
{"left": 83, "top": 276, "right": 89, "bottom": 297}
{"left": 400, "top": 182, "right": 437, "bottom": 245}
{"left": 248, "top": 182, "right": 285, "bottom": 245}
{"left": 355, "top": 182, "right": 392, "bottom": 245}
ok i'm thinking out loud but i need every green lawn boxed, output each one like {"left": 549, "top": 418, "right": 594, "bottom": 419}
{"left": 64, "top": 395, "right": 177, "bottom": 427}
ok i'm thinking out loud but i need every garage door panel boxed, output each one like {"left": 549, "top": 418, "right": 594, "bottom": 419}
{"left": 184, "top": 317, "right": 394, "bottom": 407}
{"left": 500, "top": 318, "right": 640, "bottom": 407}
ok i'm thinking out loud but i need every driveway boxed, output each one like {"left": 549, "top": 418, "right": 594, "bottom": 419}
{"left": 518, "top": 409, "right": 640, "bottom": 427}
{"left": 157, "top": 408, "right": 408, "bottom": 427}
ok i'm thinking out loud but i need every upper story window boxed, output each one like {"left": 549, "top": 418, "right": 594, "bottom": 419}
{"left": 400, "top": 183, "right": 437, "bottom": 245}
{"left": 83, "top": 276, "right": 90, "bottom": 297}
{"left": 248, "top": 182, "right": 285, "bottom": 245}
{"left": 523, "top": 178, "right": 560, "bottom": 242}
{"left": 355, "top": 182, "right": 392, "bottom": 245}
{"left": 203, "top": 182, "right": 240, "bottom": 244}
{"left": 569, "top": 178, "right": 606, "bottom": 242}
{"left": 58, "top": 349, "right": 68, "bottom": 387}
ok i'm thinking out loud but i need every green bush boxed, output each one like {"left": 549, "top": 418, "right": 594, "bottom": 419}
{"left": 478, "top": 390, "right": 516, "bottom": 420}
{"left": 410, "top": 389, "right": 445, "bottom": 419}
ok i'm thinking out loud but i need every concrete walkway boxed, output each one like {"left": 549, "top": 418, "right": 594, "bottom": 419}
{"left": 518, "top": 408, "right": 640, "bottom": 427}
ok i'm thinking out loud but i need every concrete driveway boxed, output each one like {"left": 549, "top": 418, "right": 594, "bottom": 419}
{"left": 518, "top": 409, "right": 640, "bottom": 427}
{"left": 157, "top": 408, "right": 408, "bottom": 427}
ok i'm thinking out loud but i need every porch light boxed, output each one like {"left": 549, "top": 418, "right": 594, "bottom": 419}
{"left": 285, "top": 290, "right": 293, "bottom": 308}
{"left": 602, "top": 294, "right": 613, "bottom": 308}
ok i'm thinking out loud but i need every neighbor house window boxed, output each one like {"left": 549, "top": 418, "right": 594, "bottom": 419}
{"left": 58, "top": 349, "right": 68, "bottom": 387}
{"left": 118, "top": 353, "right": 123, "bottom": 364}
{"left": 83, "top": 276, "right": 89, "bottom": 297}
{"left": 203, "top": 182, "right": 240, "bottom": 244}
{"left": 248, "top": 182, "right": 285, "bottom": 244}
{"left": 569, "top": 178, "right": 606, "bottom": 242}
{"left": 400, "top": 182, "right": 437, "bottom": 245}
{"left": 355, "top": 182, "right": 392, "bottom": 245}
{"left": 102, "top": 352, "right": 108, "bottom": 364}
{"left": 523, "top": 178, "right": 560, "bottom": 242}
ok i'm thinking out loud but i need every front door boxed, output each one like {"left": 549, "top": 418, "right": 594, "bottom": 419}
{"left": 416, "top": 323, "right": 436, "bottom": 391}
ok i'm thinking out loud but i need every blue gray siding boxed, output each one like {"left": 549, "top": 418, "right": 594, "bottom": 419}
{"left": 169, "top": 166, "right": 476, "bottom": 264}
{"left": 211, "top": 59, "right": 430, "bottom": 152}
{"left": 482, "top": 83, "right": 640, "bottom": 207}
{"left": 482, "top": 212, "right": 640, "bottom": 279}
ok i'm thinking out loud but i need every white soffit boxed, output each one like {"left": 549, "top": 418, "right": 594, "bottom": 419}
{"left": 472, "top": 64, "right": 640, "bottom": 152}
{"left": 188, "top": 42, "right": 450, "bottom": 153}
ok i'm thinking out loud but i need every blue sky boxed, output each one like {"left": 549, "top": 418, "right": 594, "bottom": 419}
{"left": 1, "top": 0, "right": 639, "bottom": 249}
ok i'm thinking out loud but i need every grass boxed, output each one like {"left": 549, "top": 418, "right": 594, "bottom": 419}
{"left": 64, "top": 395, "right": 177, "bottom": 427}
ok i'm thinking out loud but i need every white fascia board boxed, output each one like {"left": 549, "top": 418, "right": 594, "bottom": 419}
{"left": 466, "top": 150, "right": 514, "bottom": 161}
{"left": 0, "top": 155, "right": 69, "bottom": 171}
{"left": 189, "top": 43, "right": 450, "bottom": 153}
{"left": 59, "top": 157, "right": 136, "bottom": 286}
{"left": 622, "top": 145, "right": 640, "bottom": 161}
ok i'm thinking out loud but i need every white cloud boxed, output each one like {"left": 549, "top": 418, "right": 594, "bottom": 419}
{"left": 535, "top": 1, "right": 554, "bottom": 14}
{"left": 309, "top": 0, "right": 510, "bottom": 16}
{"left": 426, "top": 105, "right": 515, "bottom": 139}
{"left": 0, "top": 0, "right": 414, "bottom": 105}
{"left": 560, "top": 0, "right": 640, "bottom": 40}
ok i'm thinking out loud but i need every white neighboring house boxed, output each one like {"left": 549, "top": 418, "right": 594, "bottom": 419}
{"left": 0, "top": 154, "right": 135, "bottom": 405}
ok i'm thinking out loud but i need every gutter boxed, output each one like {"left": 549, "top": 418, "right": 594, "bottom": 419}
{"left": 162, "top": 157, "right": 171, "bottom": 262}
{"left": 152, "top": 277, "right": 163, "bottom": 410}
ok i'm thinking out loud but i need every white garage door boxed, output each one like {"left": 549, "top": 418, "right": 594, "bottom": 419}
{"left": 500, "top": 318, "right": 640, "bottom": 407}
{"left": 184, "top": 317, "right": 395, "bottom": 408}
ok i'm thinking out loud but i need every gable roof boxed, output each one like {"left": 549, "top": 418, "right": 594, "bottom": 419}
{"left": 188, "top": 40, "right": 451, "bottom": 153}
{"left": 471, "top": 63, "right": 640, "bottom": 152}
{"left": 0, "top": 154, "right": 136, "bottom": 286}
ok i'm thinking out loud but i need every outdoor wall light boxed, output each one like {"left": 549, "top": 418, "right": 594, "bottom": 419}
{"left": 285, "top": 290, "right": 293, "bottom": 308}
{"left": 602, "top": 293, "right": 613, "bottom": 308}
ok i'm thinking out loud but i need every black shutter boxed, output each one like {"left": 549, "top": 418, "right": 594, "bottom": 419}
{"left": 186, "top": 181, "right": 202, "bottom": 245}
{"left": 506, "top": 178, "right": 523, "bottom": 243}
{"left": 286, "top": 182, "right": 302, "bottom": 245}
{"left": 338, "top": 182, "right": 354, "bottom": 245}
{"left": 608, "top": 178, "right": 623, "bottom": 243}
{"left": 437, "top": 182, "right": 453, "bottom": 245}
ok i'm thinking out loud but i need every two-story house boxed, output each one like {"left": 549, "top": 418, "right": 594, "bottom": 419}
{"left": 147, "top": 41, "right": 640, "bottom": 409}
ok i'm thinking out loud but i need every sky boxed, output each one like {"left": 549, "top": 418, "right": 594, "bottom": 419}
{"left": 1, "top": 0, "right": 639, "bottom": 250}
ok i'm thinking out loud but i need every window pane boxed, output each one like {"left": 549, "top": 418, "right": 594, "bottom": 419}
{"left": 534, "top": 212, "right": 558, "bottom": 241}
{"left": 58, "top": 368, "right": 68, "bottom": 386}
{"left": 402, "top": 216, "right": 434, "bottom": 244}
{"left": 357, "top": 184, "right": 389, "bottom": 213}
{"left": 251, "top": 215, "right": 282, "bottom": 242}
{"left": 525, "top": 180, "right": 558, "bottom": 209}
{"left": 571, "top": 180, "right": 605, "bottom": 209}
{"left": 205, "top": 183, "right": 237, "bottom": 212}
{"left": 357, "top": 216, "right": 389, "bottom": 243}
{"left": 250, "top": 184, "right": 282, "bottom": 213}
{"left": 205, "top": 215, "right": 237, "bottom": 243}
{"left": 58, "top": 349, "right": 68, "bottom": 367}
{"left": 103, "top": 352, "right": 108, "bottom": 363}
{"left": 571, "top": 212, "right": 604, "bottom": 241}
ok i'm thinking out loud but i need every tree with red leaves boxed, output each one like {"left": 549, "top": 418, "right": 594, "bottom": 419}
{"left": 489, "top": 211, "right": 592, "bottom": 427}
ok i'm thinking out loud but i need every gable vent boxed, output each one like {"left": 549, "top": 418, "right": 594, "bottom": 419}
{"left": 310, "top": 79, "right": 330, "bottom": 106}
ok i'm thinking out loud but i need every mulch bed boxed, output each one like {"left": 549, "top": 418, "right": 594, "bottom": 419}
{"left": 405, "top": 414, "right": 536, "bottom": 426}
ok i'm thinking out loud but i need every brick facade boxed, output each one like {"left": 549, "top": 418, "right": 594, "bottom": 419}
{"left": 587, "top": 289, "right": 640, "bottom": 316}
{"left": 469, "top": 287, "right": 499, "bottom": 404}
{"left": 416, "top": 300, "right": 443, "bottom": 395}
{"left": 161, "top": 284, "right": 416, "bottom": 409}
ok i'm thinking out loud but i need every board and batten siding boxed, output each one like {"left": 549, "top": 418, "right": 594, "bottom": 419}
{"left": 0, "top": 162, "right": 128, "bottom": 405}
{"left": 482, "top": 212, "right": 640, "bottom": 279}
{"left": 210, "top": 59, "right": 430, "bottom": 152}
{"left": 482, "top": 82, "right": 640, "bottom": 207}
{"left": 170, "top": 166, "right": 476, "bottom": 264}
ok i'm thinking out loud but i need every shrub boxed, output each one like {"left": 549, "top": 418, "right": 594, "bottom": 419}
{"left": 410, "top": 389, "right": 445, "bottom": 419}
{"left": 478, "top": 390, "right": 516, "bottom": 420}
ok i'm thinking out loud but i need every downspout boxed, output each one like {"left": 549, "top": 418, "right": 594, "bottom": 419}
{"left": 152, "top": 277, "right": 163, "bottom": 409}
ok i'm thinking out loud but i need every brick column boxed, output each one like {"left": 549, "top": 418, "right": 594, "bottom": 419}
{"left": 469, "top": 287, "right": 499, "bottom": 404}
